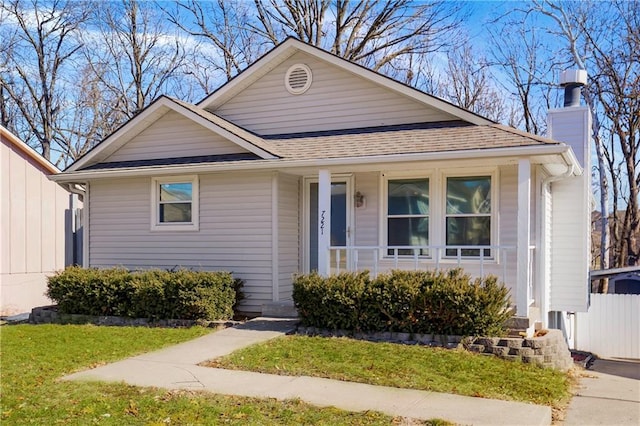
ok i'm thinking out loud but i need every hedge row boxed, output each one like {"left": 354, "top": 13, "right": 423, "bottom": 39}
{"left": 46, "top": 266, "right": 243, "bottom": 321}
{"left": 293, "top": 269, "right": 512, "bottom": 336}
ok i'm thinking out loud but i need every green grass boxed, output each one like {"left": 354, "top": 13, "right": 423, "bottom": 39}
{"left": 0, "top": 325, "right": 410, "bottom": 425}
{"left": 208, "top": 335, "right": 572, "bottom": 407}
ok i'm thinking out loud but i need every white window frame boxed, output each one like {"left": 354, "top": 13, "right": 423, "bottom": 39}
{"left": 441, "top": 169, "right": 498, "bottom": 260}
{"left": 150, "top": 175, "right": 199, "bottom": 232}
{"left": 382, "top": 173, "right": 432, "bottom": 258}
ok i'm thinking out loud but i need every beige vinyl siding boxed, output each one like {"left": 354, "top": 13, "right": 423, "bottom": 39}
{"left": 549, "top": 176, "right": 590, "bottom": 312}
{"left": 278, "top": 173, "right": 299, "bottom": 301}
{"left": 213, "top": 51, "right": 456, "bottom": 135}
{"left": 1, "top": 137, "right": 68, "bottom": 315}
{"left": 88, "top": 172, "right": 274, "bottom": 312}
{"left": 106, "top": 110, "right": 250, "bottom": 163}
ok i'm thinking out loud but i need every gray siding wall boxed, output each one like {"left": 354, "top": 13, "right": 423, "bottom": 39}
{"left": 213, "top": 51, "right": 455, "bottom": 135}
{"left": 106, "top": 111, "right": 248, "bottom": 163}
{"left": 278, "top": 173, "right": 300, "bottom": 301}
{"left": 88, "top": 172, "right": 274, "bottom": 312}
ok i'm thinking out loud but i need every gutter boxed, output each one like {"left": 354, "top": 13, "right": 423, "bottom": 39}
{"left": 51, "top": 144, "right": 580, "bottom": 183}
{"left": 61, "top": 182, "right": 86, "bottom": 201}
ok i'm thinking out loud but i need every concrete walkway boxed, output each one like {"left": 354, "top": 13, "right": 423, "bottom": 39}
{"left": 564, "top": 358, "right": 640, "bottom": 425}
{"left": 63, "top": 318, "right": 551, "bottom": 425}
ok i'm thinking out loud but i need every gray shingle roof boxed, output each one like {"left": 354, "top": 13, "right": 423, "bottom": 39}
{"left": 264, "top": 121, "right": 560, "bottom": 160}
{"left": 78, "top": 102, "right": 563, "bottom": 172}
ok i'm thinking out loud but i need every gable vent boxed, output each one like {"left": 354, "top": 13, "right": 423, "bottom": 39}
{"left": 285, "top": 64, "right": 312, "bottom": 95}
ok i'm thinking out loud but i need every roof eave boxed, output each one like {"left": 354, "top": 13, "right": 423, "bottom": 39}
{"left": 52, "top": 144, "right": 576, "bottom": 182}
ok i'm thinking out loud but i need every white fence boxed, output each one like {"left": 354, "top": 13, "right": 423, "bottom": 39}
{"left": 576, "top": 293, "right": 640, "bottom": 359}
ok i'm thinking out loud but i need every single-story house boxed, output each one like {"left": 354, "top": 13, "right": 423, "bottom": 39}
{"left": 51, "top": 38, "right": 591, "bottom": 336}
{"left": 1, "top": 125, "right": 81, "bottom": 315}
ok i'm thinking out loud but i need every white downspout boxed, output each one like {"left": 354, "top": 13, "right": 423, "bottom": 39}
{"left": 61, "top": 183, "right": 88, "bottom": 268}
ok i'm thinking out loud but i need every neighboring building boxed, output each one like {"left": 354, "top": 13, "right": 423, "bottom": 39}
{"left": 610, "top": 271, "right": 640, "bottom": 294}
{"left": 51, "top": 38, "right": 591, "bottom": 338}
{"left": 0, "top": 126, "right": 79, "bottom": 315}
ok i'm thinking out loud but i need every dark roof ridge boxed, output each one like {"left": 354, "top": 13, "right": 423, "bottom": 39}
{"left": 82, "top": 153, "right": 260, "bottom": 171}
{"left": 264, "top": 120, "right": 472, "bottom": 140}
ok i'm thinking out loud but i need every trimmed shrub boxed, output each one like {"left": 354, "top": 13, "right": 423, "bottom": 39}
{"left": 293, "top": 271, "right": 369, "bottom": 331}
{"left": 45, "top": 266, "right": 134, "bottom": 316}
{"left": 293, "top": 268, "right": 513, "bottom": 336}
{"left": 47, "top": 266, "right": 242, "bottom": 321}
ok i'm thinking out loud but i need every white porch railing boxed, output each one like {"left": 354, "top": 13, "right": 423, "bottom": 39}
{"left": 327, "top": 245, "right": 534, "bottom": 309}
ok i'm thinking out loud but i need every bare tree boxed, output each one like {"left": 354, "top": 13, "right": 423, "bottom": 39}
{"left": 82, "top": 0, "right": 187, "bottom": 119}
{"left": 53, "top": 64, "right": 124, "bottom": 166}
{"left": 0, "top": 0, "right": 91, "bottom": 161}
{"left": 165, "top": 0, "right": 262, "bottom": 87}
{"left": 487, "top": 19, "right": 557, "bottom": 135}
{"left": 583, "top": 1, "right": 639, "bottom": 268}
{"left": 436, "top": 43, "right": 511, "bottom": 123}
{"left": 0, "top": 6, "right": 20, "bottom": 131}
{"left": 528, "top": 0, "right": 639, "bottom": 274}
{"left": 165, "top": 1, "right": 464, "bottom": 86}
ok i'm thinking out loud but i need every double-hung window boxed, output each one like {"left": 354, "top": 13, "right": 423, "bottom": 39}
{"left": 151, "top": 176, "right": 199, "bottom": 231}
{"left": 386, "top": 178, "right": 429, "bottom": 256}
{"left": 445, "top": 176, "right": 491, "bottom": 257}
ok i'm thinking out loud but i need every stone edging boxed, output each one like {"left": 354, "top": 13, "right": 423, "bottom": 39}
{"left": 28, "top": 305, "right": 240, "bottom": 329}
{"left": 296, "top": 326, "right": 574, "bottom": 371}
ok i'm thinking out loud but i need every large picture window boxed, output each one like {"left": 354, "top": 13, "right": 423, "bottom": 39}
{"left": 445, "top": 176, "right": 491, "bottom": 257}
{"left": 387, "top": 178, "right": 429, "bottom": 256}
{"left": 151, "top": 176, "right": 199, "bottom": 231}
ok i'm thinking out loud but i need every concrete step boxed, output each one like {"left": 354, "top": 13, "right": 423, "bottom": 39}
{"left": 261, "top": 302, "right": 298, "bottom": 318}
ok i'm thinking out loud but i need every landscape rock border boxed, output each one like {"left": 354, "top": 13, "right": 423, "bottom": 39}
{"left": 296, "top": 325, "right": 574, "bottom": 371}
{"left": 28, "top": 305, "right": 240, "bottom": 329}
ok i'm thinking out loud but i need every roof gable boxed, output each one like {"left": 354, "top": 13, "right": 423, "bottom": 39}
{"left": 104, "top": 110, "right": 252, "bottom": 163}
{"left": 66, "top": 97, "right": 277, "bottom": 173}
{"left": 199, "top": 38, "right": 493, "bottom": 128}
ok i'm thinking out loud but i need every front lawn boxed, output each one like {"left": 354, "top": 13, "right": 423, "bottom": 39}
{"left": 206, "top": 335, "right": 572, "bottom": 407}
{"left": 0, "top": 325, "right": 400, "bottom": 425}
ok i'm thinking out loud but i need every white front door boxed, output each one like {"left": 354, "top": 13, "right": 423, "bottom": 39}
{"left": 305, "top": 176, "right": 353, "bottom": 272}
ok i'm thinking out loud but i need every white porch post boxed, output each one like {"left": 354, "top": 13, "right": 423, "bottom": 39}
{"left": 317, "top": 169, "right": 331, "bottom": 276}
{"left": 517, "top": 159, "right": 531, "bottom": 316}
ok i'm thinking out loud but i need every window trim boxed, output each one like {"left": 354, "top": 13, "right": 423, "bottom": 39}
{"left": 379, "top": 168, "right": 499, "bottom": 263}
{"left": 441, "top": 169, "right": 498, "bottom": 259}
{"left": 150, "top": 175, "right": 199, "bottom": 232}
{"left": 382, "top": 173, "right": 432, "bottom": 258}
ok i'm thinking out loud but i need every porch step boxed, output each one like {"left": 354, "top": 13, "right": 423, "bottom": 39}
{"left": 505, "top": 316, "right": 536, "bottom": 337}
{"left": 261, "top": 302, "right": 298, "bottom": 318}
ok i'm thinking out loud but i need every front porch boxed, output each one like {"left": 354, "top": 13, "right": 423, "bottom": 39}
{"left": 308, "top": 158, "right": 538, "bottom": 320}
